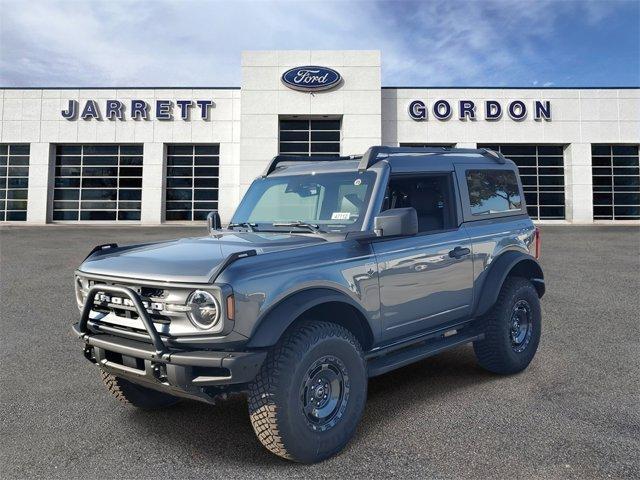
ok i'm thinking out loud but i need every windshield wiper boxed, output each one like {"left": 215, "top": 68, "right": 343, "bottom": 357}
{"left": 228, "top": 222, "right": 257, "bottom": 232}
{"left": 272, "top": 221, "right": 323, "bottom": 233}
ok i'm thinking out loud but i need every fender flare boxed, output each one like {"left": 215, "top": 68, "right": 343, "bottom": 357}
{"left": 245, "top": 288, "right": 374, "bottom": 349}
{"left": 474, "top": 251, "right": 545, "bottom": 317}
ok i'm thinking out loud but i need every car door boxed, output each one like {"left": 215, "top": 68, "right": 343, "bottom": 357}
{"left": 372, "top": 173, "right": 474, "bottom": 341}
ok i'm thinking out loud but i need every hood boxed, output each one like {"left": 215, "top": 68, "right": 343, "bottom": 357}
{"left": 78, "top": 231, "right": 326, "bottom": 283}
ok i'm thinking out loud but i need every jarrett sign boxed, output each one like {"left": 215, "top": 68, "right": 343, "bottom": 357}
{"left": 408, "top": 99, "right": 552, "bottom": 121}
{"left": 61, "top": 99, "right": 215, "bottom": 120}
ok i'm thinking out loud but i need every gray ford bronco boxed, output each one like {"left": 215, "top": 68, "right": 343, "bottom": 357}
{"left": 73, "top": 146, "right": 544, "bottom": 463}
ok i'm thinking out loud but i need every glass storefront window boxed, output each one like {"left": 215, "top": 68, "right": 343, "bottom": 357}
{"left": 0, "top": 144, "right": 30, "bottom": 221}
{"left": 165, "top": 144, "right": 219, "bottom": 221}
{"left": 592, "top": 145, "right": 640, "bottom": 220}
{"left": 279, "top": 119, "right": 341, "bottom": 156}
{"left": 53, "top": 145, "right": 143, "bottom": 221}
{"left": 479, "top": 144, "right": 565, "bottom": 220}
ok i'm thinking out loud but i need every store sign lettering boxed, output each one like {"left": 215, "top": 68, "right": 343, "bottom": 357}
{"left": 61, "top": 99, "right": 214, "bottom": 121}
{"left": 408, "top": 100, "right": 551, "bottom": 121}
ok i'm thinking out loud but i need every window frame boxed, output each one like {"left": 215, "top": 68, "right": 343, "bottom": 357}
{"left": 478, "top": 144, "right": 566, "bottom": 220}
{"left": 0, "top": 143, "right": 30, "bottom": 222}
{"left": 455, "top": 164, "right": 527, "bottom": 223}
{"left": 381, "top": 171, "right": 462, "bottom": 236}
{"left": 591, "top": 144, "right": 639, "bottom": 220}
{"left": 52, "top": 144, "right": 143, "bottom": 222}
{"left": 230, "top": 169, "right": 378, "bottom": 233}
{"left": 165, "top": 144, "right": 220, "bottom": 222}
{"left": 278, "top": 118, "right": 342, "bottom": 157}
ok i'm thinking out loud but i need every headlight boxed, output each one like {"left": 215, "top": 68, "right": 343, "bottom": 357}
{"left": 187, "top": 290, "right": 221, "bottom": 330}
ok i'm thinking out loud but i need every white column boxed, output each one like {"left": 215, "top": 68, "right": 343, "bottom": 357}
{"left": 564, "top": 143, "right": 593, "bottom": 223}
{"left": 140, "top": 142, "right": 165, "bottom": 224}
{"left": 217, "top": 143, "right": 240, "bottom": 224}
{"left": 26, "top": 143, "right": 54, "bottom": 224}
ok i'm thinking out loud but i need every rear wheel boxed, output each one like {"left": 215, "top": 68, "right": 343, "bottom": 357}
{"left": 473, "top": 276, "right": 542, "bottom": 374}
{"left": 100, "top": 370, "right": 179, "bottom": 409}
{"left": 247, "top": 321, "right": 367, "bottom": 463}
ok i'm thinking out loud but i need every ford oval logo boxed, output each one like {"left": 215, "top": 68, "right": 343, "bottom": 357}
{"left": 281, "top": 66, "right": 342, "bottom": 92}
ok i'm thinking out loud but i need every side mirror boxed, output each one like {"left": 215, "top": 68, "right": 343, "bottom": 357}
{"left": 207, "top": 210, "right": 221, "bottom": 234}
{"left": 374, "top": 207, "right": 418, "bottom": 237}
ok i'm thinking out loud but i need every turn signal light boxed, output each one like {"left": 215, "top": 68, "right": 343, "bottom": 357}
{"left": 534, "top": 227, "right": 541, "bottom": 259}
{"left": 226, "top": 294, "right": 235, "bottom": 320}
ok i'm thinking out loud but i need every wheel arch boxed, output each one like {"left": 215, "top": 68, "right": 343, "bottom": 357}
{"left": 245, "top": 288, "right": 375, "bottom": 351}
{"left": 474, "top": 251, "right": 545, "bottom": 318}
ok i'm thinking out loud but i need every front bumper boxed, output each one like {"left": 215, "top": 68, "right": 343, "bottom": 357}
{"left": 73, "top": 284, "right": 266, "bottom": 402}
{"left": 74, "top": 324, "right": 266, "bottom": 400}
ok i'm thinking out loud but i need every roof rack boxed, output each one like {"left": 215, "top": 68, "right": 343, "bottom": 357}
{"left": 262, "top": 154, "right": 361, "bottom": 177}
{"left": 261, "top": 147, "right": 506, "bottom": 177}
{"left": 357, "top": 146, "right": 506, "bottom": 172}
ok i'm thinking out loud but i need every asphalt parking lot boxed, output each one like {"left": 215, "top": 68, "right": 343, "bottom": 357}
{"left": 1, "top": 225, "right": 639, "bottom": 479}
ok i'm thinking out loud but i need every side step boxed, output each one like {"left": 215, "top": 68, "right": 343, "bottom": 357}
{"left": 367, "top": 330, "right": 483, "bottom": 378}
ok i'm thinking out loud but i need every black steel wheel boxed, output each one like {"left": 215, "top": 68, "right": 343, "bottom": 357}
{"left": 510, "top": 300, "right": 533, "bottom": 353}
{"left": 300, "top": 355, "right": 350, "bottom": 432}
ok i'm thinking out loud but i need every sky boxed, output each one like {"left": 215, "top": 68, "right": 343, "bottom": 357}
{"left": 0, "top": 0, "right": 638, "bottom": 88}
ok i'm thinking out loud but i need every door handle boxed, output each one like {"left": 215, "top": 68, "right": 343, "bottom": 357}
{"left": 449, "top": 246, "right": 471, "bottom": 259}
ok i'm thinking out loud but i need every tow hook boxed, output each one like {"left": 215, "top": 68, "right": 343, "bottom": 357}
{"left": 83, "top": 345, "right": 96, "bottom": 364}
{"left": 152, "top": 362, "right": 168, "bottom": 383}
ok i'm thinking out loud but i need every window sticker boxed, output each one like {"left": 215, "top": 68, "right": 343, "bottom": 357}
{"left": 331, "top": 212, "right": 351, "bottom": 220}
{"left": 354, "top": 178, "right": 362, "bottom": 186}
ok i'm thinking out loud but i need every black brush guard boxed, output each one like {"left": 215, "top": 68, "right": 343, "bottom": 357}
{"left": 74, "top": 285, "right": 266, "bottom": 392}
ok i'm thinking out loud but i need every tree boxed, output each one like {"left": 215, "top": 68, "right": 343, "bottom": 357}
{"left": 466, "top": 171, "right": 521, "bottom": 212}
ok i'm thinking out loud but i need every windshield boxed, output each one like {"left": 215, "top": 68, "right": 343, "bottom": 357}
{"left": 231, "top": 170, "right": 377, "bottom": 232}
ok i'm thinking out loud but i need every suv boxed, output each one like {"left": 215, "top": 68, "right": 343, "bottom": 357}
{"left": 73, "top": 146, "right": 544, "bottom": 463}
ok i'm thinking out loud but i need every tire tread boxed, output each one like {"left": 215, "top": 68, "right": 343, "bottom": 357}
{"left": 101, "top": 370, "right": 133, "bottom": 405}
{"left": 247, "top": 321, "right": 364, "bottom": 462}
{"left": 474, "top": 276, "right": 541, "bottom": 374}
{"left": 100, "top": 370, "right": 178, "bottom": 409}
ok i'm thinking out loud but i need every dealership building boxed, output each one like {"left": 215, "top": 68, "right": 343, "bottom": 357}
{"left": 1, "top": 50, "right": 638, "bottom": 225}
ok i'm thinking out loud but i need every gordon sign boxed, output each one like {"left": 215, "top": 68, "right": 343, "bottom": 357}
{"left": 408, "top": 99, "right": 552, "bottom": 121}
{"left": 61, "top": 99, "right": 214, "bottom": 120}
{"left": 281, "top": 66, "right": 342, "bottom": 92}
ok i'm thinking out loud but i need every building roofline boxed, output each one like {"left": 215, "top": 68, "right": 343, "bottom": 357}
{"left": 381, "top": 86, "right": 640, "bottom": 90}
{"left": 1, "top": 86, "right": 638, "bottom": 90}
{"left": 0, "top": 86, "right": 241, "bottom": 90}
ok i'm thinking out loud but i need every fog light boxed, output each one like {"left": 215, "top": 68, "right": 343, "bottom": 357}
{"left": 187, "top": 290, "right": 221, "bottom": 330}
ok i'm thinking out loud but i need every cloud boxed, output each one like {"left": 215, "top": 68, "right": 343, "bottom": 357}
{"left": 0, "top": 0, "right": 633, "bottom": 87}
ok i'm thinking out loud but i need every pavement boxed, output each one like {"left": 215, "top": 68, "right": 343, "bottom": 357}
{"left": 0, "top": 225, "right": 639, "bottom": 479}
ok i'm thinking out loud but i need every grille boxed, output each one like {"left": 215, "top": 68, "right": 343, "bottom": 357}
{"left": 89, "top": 282, "right": 169, "bottom": 323}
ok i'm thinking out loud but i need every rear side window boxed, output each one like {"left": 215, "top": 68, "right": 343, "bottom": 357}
{"left": 466, "top": 169, "right": 522, "bottom": 216}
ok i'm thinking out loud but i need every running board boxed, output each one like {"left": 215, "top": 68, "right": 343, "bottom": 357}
{"left": 367, "top": 331, "right": 483, "bottom": 378}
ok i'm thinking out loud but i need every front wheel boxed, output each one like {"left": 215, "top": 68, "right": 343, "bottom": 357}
{"left": 473, "top": 276, "right": 542, "bottom": 374}
{"left": 247, "top": 321, "right": 367, "bottom": 463}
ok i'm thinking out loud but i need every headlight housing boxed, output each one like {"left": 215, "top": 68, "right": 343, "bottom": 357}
{"left": 187, "top": 290, "right": 221, "bottom": 330}
{"left": 75, "top": 276, "right": 86, "bottom": 310}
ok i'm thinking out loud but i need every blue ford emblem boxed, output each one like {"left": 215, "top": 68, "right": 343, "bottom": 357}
{"left": 281, "top": 66, "right": 342, "bottom": 92}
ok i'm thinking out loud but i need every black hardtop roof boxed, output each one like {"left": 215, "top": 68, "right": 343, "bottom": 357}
{"left": 264, "top": 146, "right": 513, "bottom": 177}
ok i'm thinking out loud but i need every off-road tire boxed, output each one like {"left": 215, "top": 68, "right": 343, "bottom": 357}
{"left": 247, "top": 321, "right": 367, "bottom": 463}
{"left": 100, "top": 370, "right": 179, "bottom": 409}
{"left": 473, "top": 276, "right": 542, "bottom": 374}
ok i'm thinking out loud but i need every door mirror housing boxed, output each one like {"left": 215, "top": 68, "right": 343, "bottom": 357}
{"left": 374, "top": 207, "right": 418, "bottom": 237}
{"left": 207, "top": 210, "right": 221, "bottom": 234}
